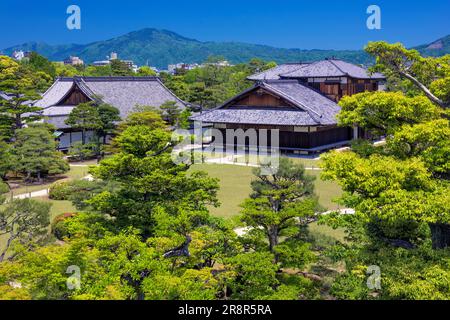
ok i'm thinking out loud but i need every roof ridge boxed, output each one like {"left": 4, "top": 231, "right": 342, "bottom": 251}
{"left": 262, "top": 82, "right": 322, "bottom": 122}
{"left": 328, "top": 60, "right": 349, "bottom": 76}
{"left": 279, "top": 60, "right": 319, "bottom": 77}
{"left": 76, "top": 78, "right": 102, "bottom": 102}
{"left": 59, "top": 76, "right": 161, "bottom": 82}
{"left": 247, "top": 63, "right": 309, "bottom": 80}
{"left": 154, "top": 77, "right": 188, "bottom": 106}
{"left": 247, "top": 65, "right": 280, "bottom": 79}
{"left": 31, "top": 78, "right": 61, "bottom": 107}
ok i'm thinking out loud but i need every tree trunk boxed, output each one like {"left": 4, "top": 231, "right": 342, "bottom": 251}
{"left": 15, "top": 114, "right": 22, "bottom": 131}
{"left": 400, "top": 71, "right": 448, "bottom": 109}
{"left": 429, "top": 223, "right": 450, "bottom": 249}
{"left": 82, "top": 129, "right": 86, "bottom": 145}
{"left": 268, "top": 226, "right": 279, "bottom": 263}
{"left": 0, "top": 234, "right": 14, "bottom": 262}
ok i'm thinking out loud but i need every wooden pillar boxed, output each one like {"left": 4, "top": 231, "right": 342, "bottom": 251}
{"left": 353, "top": 126, "right": 359, "bottom": 140}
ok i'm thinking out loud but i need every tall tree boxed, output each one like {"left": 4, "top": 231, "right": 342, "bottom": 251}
{"left": 110, "top": 59, "right": 133, "bottom": 76}
{"left": 0, "top": 56, "right": 44, "bottom": 140}
{"left": 88, "top": 119, "right": 219, "bottom": 237}
{"left": 366, "top": 42, "right": 450, "bottom": 108}
{"left": 323, "top": 41, "right": 450, "bottom": 249}
{"left": 13, "top": 124, "right": 69, "bottom": 182}
{"left": 240, "top": 157, "right": 319, "bottom": 263}
{"left": 96, "top": 103, "right": 121, "bottom": 144}
{"left": 0, "top": 140, "right": 13, "bottom": 181}
{"left": 65, "top": 102, "right": 102, "bottom": 144}
{"left": 0, "top": 199, "right": 51, "bottom": 262}
{"left": 136, "top": 66, "right": 156, "bottom": 76}
{"left": 159, "top": 101, "right": 181, "bottom": 126}
{"left": 25, "top": 52, "right": 56, "bottom": 78}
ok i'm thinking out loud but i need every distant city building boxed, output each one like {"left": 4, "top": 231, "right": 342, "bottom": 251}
{"left": 167, "top": 60, "right": 232, "bottom": 74}
{"left": 122, "top": 60, "right": 139, "bottom": 73}
{"left": 92, "top": 52, "right": 138, "bottom": 72}
{"left": 11, "top": 50, "right": 31, "bottom": 61}
{"left": 168, "top": 63, "right": 200, "bottom": 74}
{"left": 110, "top": 52, "right": 118, "bottom": 60}
{"left": 64, "top": 56, "right": 84, "bottom": 66}
{"left": 92, "top": 60, "right": 111, "bottom": 67}
{"left": 202, "top": 60, "right": 232, "bottom": 67}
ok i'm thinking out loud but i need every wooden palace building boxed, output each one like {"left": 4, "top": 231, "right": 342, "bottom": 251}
{"left": 32, "top": 76, "right": 187, "bottom": 150}
{"left": 191, "top": 59, "right": 385, "bottom": 153}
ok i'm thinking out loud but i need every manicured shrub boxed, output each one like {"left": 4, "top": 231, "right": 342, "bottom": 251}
{"left": 48, "top": 181, "right": 72, "bottom": 200}
{"left": 69, "top": 142, "right": 100, "bottom": 161}
{"left": 51, "top": 212, "right": 78, "bottom": 240}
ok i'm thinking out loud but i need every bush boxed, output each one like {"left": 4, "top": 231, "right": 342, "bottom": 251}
{"left": 48, "top": 181, "right": 72, "bottom": 200}
{"left": 51, "top": 213, "right": 78, "bottom": 240}
{"left": 69, "top": 142, "right": 100, "bottom": 161}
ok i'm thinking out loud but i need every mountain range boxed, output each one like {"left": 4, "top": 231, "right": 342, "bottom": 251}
{"left": 2, "top": 28, "right": 450, "bottom": 69}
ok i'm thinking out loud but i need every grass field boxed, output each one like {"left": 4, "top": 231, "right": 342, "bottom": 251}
{"left": 190, "top": 163, "right": 342, "bottom": 218}
{"left": 1, "top": 159, "right": 344, "bottom": 255}
{"left": 190, "top": 162, "right": 346, "bottom": 241}
{"left": 6, "top": 166, "right": 90, "bottom": 197}
{"left": 1, "top": 165, "right": 88, "bottom": 254}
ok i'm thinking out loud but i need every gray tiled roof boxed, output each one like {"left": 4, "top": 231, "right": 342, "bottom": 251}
{"left": 42, "top": 106, "right": 75, "bottom": 116}
{"left": 281, "top": 59, "right": 385, "bottom": 79}
{"left": 45, "top": 115, "right": 72, "bottom": 129}
{"left": 191, "top": 80, "right": 341, "bottom": 126}
{"left": 76, "top": 77, "right": 186, "bottom": 118}
{"left": 35, "top": 80, "right": 74, "bottom": 108}
{"left": 0, "top": 92, "right": 12, "bottom": 100}
{"left": 34, "top": 77, "right": 187, "bottom": 128}
{"left": 191, "top": 108, "right": 315, "bottom": 126}
{"left": 247, "top": 63, "right": 310, "bottom": 81}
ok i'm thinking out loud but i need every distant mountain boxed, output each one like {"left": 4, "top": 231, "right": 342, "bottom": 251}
{"left": 413, "top": 34, "right": 450, "bottom": 57}
{"left": 2, "top": 28, "right": 449, "bottom": 69}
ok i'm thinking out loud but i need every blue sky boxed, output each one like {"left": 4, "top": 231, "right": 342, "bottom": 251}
{"left": 1, "top": 0, "right": 449, "bottom": 50}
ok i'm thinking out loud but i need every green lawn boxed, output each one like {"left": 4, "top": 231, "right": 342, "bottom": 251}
{"left": 0, "top": 197, "right": 76, "bottom": 256}
{"left": 35, "top": 197, "right": 77, "bottom": 219}
{"left": 7, "top": 165, "right": 90, "bottom": 197}
{"left": 1, "top": 160, "right": 344, "bottom": 255}
{"left": 190, "top": 162, "right": 342, "bottom": 218}
{"left": 1, "top": 165, "right": 89, "bottom": 254}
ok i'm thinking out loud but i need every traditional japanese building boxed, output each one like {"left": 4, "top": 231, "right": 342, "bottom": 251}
{"left": 33, "top": 76, "right": 187, "bottom": 150}
{"left": 191, "top": 59, "right": 385, "bottom": 154}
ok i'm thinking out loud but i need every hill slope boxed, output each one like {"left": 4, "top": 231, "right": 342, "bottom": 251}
{"left": 2, "top": 28, "right": 449, "bottom": 69}
{"left": 414, "top": 34, "right": 450, "bottom": 57}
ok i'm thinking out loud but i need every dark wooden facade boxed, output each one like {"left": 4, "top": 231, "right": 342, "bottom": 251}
{"left": 59, "top": 85, "right": 92, "bottom": 105}
{"left": 213, "top": 124, "right": 352, "bottom": 151}
{"left": 299, "top": 77, "right": 379, "bottom": 102}
{"left": 224, "top": 89, "right": 297, "bottom": 109}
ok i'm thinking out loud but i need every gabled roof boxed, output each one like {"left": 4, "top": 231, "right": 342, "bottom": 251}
{"left": 34, "top": 76, "right": 187, "bottom": 118}
{"left": 247, "top": 59, "right": 385, "bottom": 81}
{"left": 280, "top": 59, "right": 385, "bottom": 79}
{"left": 33, "top": 76, "right": 188, "bottom": 130}
{"left": 0, "top": 92, "right": 13, "bottom": 101}
{"left": 247, "top": 63, "right": 310, "bottom": 81}
{"left": 190, "top": 80, "right": 341, "bottom": 126}
{"left": 35, "top": 80, "right": 75, "bottom": 108}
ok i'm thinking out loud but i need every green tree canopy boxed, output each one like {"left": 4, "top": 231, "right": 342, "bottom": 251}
{"left": 0, "top": 56, "right": 45, "bottom": 140}
{"left": 65, "top": 102, "right": 102, "bottom": 144}
{"left": 13, "top": 124, "right": 69, "bottom": 182}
